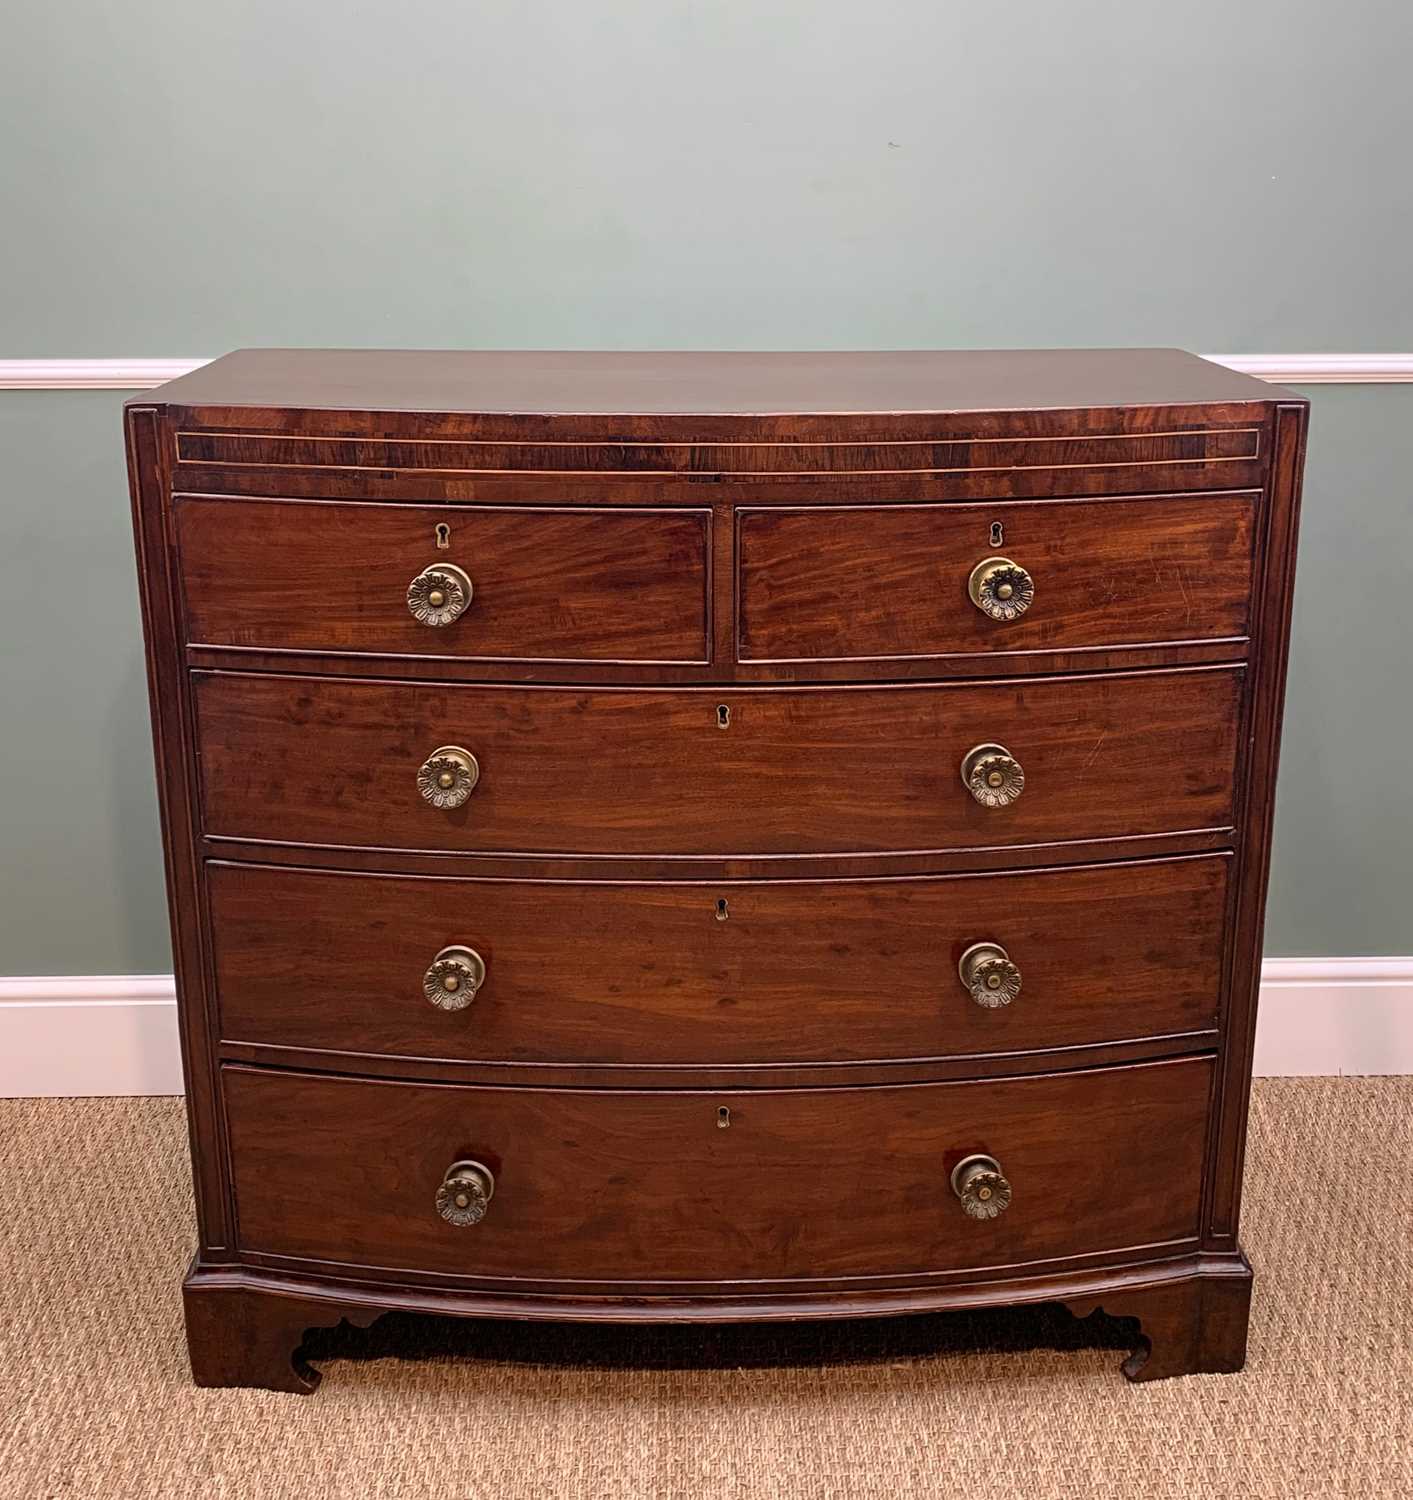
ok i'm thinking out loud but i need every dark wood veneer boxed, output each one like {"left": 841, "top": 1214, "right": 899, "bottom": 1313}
{"left": 182, "top": 1253, "right": 1250, "bottom": 1392}
{"left": 149, "top": 347, "right": 1292, "bottom": 416}
{"left": 209, "top": 855, "right": 1228, "bottom": 1068}
{"left": 222, "top": 1057, "right": 1211, "bottom": 1284}
{"left": 192, "top": 666, "right": 1243, "bottom": 857}
{"left": 737, "top": 492, "right": 1256, "bottom": 663}
{"left": 174, "top": 424, "right": 1260, "bottom": 478}
{"left": 177, "top": 496, "right": 712, "bottom": 664}
{"left": 126, "top": 349, "right": 1306, "bottom": 1391}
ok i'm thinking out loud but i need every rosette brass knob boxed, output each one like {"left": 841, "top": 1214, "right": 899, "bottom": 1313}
{"left": 961, "top": 743, "right": 1025, "bottom": 808}
{"left": 435, "top": 1160, "right": 495, "bottom": 1226}
{"left": 958, "top": 942, "right": 1021, "bottom": 1009}
{"left": 968, "top": 556, "right": 1034, "bottom": 622}
{"left": 951, "top": 1154, "right": 1012, "bottom": 1220}
{"left": 407, "top": 562, "right": 474, "bottom": 627}
{"left": 424, "top": 945, "right": 487, "bottom": 1011}
{"left": 417, "top": 746, "right": 480, "bottom": 809}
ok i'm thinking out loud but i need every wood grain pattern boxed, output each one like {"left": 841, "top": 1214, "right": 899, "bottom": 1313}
{"left": 222, "top": 1057, "right": 1212, "bottom": 1283}
{"left": 183, "top": 1278, "right": 384, "bottom": 1393}
{"left": 125, "top": 349, "right": 1307, "bottom": 1388}
{"left": 170, "top": 458, "right": 1269, "bottom": 507}
{"left": 125, "top": 407, "right": 234, "bottom": 1253}
{"left": 217, "top": 1035, "right": 1213, "bottom": 1093}
{"left": 179, "top": 1250, "right": 1251, "bottom": 1392}
{"left": 149, "top": 347, "right": 1293, "bottom": 416}
{"left": 737, "top": 493, "right": 1256, "bottom": 662}
{"left": 174, "top": 426, "right": 1259, "bottom": 477}
{"left": 1205, "top": 401, "right": 1310, "bottom": 1244}
{"left": 208, "top": 855, "right": 1228, "bottom": 1067}
{"left": 176, "top": 496, "right": 711, "bottom": 663}
{"left": 192, "top": 667, "right": 1242, "bottom": 857}
{"left": 1065, "top": 1258, "right": 1253, "bottom": 1381}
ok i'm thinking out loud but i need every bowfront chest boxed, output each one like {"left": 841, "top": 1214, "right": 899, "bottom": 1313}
{"left": 126, "top": 348, "right": 1307, "bottom": 1391}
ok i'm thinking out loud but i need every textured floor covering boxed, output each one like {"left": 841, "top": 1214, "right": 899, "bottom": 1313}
{"left": 1, "top": 1079, "right": 1410, "bottom": 1499}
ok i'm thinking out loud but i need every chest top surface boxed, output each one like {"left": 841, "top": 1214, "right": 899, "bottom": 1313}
{"left": 129, "top": 346, "right": 1297, "bottom": 417}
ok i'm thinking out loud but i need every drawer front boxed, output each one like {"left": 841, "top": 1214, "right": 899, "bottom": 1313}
{"left": 175, "top": 497, "right": 711, "bottom": 663}
{"left": 225, "top": 1058, "right": 1210, "bottom": 1281}
{"left": 210, "top": 855, "right": 1228, "bottom": 1065}
{"left": 193, "top": 667, "right": 1241, "bottom": 856}
{"left": 737, "top": 493, "right": 1257, "bottom": 663}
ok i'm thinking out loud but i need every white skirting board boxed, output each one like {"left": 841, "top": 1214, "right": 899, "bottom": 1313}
{"left": 0, "top": 978, "right": 184, "bottom": 1098}
{"left": 1, "top": 961, "right": 1410, "bottom": 1096}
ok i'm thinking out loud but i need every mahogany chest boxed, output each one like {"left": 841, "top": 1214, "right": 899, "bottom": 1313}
{"left": 125, "top": 348, "right": 1307, "bottom": 1390}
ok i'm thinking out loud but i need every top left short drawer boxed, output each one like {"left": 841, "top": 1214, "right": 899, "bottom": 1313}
{"left": 174, "top": 496, "right": 712, "bottom": 665}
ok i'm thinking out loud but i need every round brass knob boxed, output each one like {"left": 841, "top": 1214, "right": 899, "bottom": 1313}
{"left": 951, "top": 1154, "right": 1012, "bottom": 1220}
{"left": 407, "top": 562, "right": 474, "bottom": 627}
{"left": 417, "top": 746, "right": 480, "bottom": 809}
{"left": 424, "top": 945, "right": 487, "bottom": 1011}
{"left": 961, "top": 743, "right": 1025, "bottom": 808}
{"left": 435, "top": 1159, "right": 495, "bottom": 1226}
{"left": 959, "top": 942, "right": 1021, "bottom": 1009}
{"left": 968, "top": 556, "right": 1034, "bottom": 622}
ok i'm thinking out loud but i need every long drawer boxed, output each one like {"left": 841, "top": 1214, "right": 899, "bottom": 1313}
{"left": 224, "top": 1057, "right": 1211, "bottom": 1283}
{"left": 176, "top": 497, "right": 712, "bottom": 664}
{"left": 209, "top": 855, "right": 1228, "bottom": 1066}
{"left": 193, "top": 667, "right": 1242, "bottom": 856}
{"left": 736, "top": 492, "right": 1257, "bottom": 663}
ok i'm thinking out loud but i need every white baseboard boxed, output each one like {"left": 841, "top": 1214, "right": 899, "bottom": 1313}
{"left": 0, "top": 359, "right": 213, "bottom": 390}
{"left": 1, "top": 354, "right": 1412, "bottom": 390}
{"left": 2, "top": 960, "right": 1411, "bottom": 1096}
{"left": 1251, "top": 957, "right": 1413, "bottom": 1076}
{"left": 0, "top": 977, "right": 184, "bottom": 1097}
{"left": 1204, "top": 353, "right": 1413, "bottom": 384}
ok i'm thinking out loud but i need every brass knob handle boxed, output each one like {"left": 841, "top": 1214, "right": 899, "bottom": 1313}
{"left": 407, "top": 562, "right": 474, "bottom": 627}
{"left": 435, "top": 1159, "right": 495, "bottom": 1226}
{"left": 961, "top": 743, "right": 1025, "bottom": 807}
{"left": 959, "top": 942, "right": 1021, "bottom": 1009}
{"left": 968, "top": 556, "right": 1034, "bottom": 621}
{"left": 951, "top": 1154, "right": 1012, "bottom": 1220}
{"left": 417, "top": 746, "right": 480, "bottom": 809}
{"left": 424, "top": 945, "right": 487, "bottom": 1011}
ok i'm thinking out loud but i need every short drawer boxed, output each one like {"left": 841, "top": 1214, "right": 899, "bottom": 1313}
{"left": 193, "top": 666, "right": 1241, "bottom": 856}
{"left": 224, "top": 1057, "right": 1210, "bottom": 1282}
{"left": 175, "top": 496, "right": 711, "bottom": 663}
{"left": 210, "top": 855, "right": 1228, "bottom": 1066}
{"left": 737, "top": 492, "right": 1257, "bottom": 663}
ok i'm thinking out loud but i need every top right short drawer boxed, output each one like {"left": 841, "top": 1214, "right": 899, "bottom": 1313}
{"left": 736, "top": 492, "right": 1257, "bottom": 664}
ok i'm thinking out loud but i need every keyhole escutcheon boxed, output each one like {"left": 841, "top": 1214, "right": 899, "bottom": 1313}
{"left": 989, "top": 521, "right": 1004, "bottom": 547}
{"left": 435, "top": 522, "right": 451, "bottom": 549}
{"left": 716, "top": 704, "right": 731, "bottom": 730}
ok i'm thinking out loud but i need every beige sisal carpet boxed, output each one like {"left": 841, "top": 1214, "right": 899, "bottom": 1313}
{"left": 1, "top": 1079, "right": 1410, "bottom": 1498}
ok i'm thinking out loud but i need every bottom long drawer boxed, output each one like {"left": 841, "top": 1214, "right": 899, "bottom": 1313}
{"left": 225, "top": 1057, "right": 1210, "bottom": 1284}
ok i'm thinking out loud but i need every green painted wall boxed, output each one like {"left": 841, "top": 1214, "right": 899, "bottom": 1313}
{"left": 0, "top": 396, "right": 169, "bottom": 974}
{"left": 2, "top": 0, "right": 1411, "bottom": 352}
{"left": 1, "top": 1, "right": 1409, "bottom": 971}
{"left": 1266, "top": 387, "right": 1413, "bottom": 955}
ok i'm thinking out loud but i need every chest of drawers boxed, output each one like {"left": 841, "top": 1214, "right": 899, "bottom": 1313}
{"left": 126, "top": 349, "right": 1307, "bottom": 1392}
